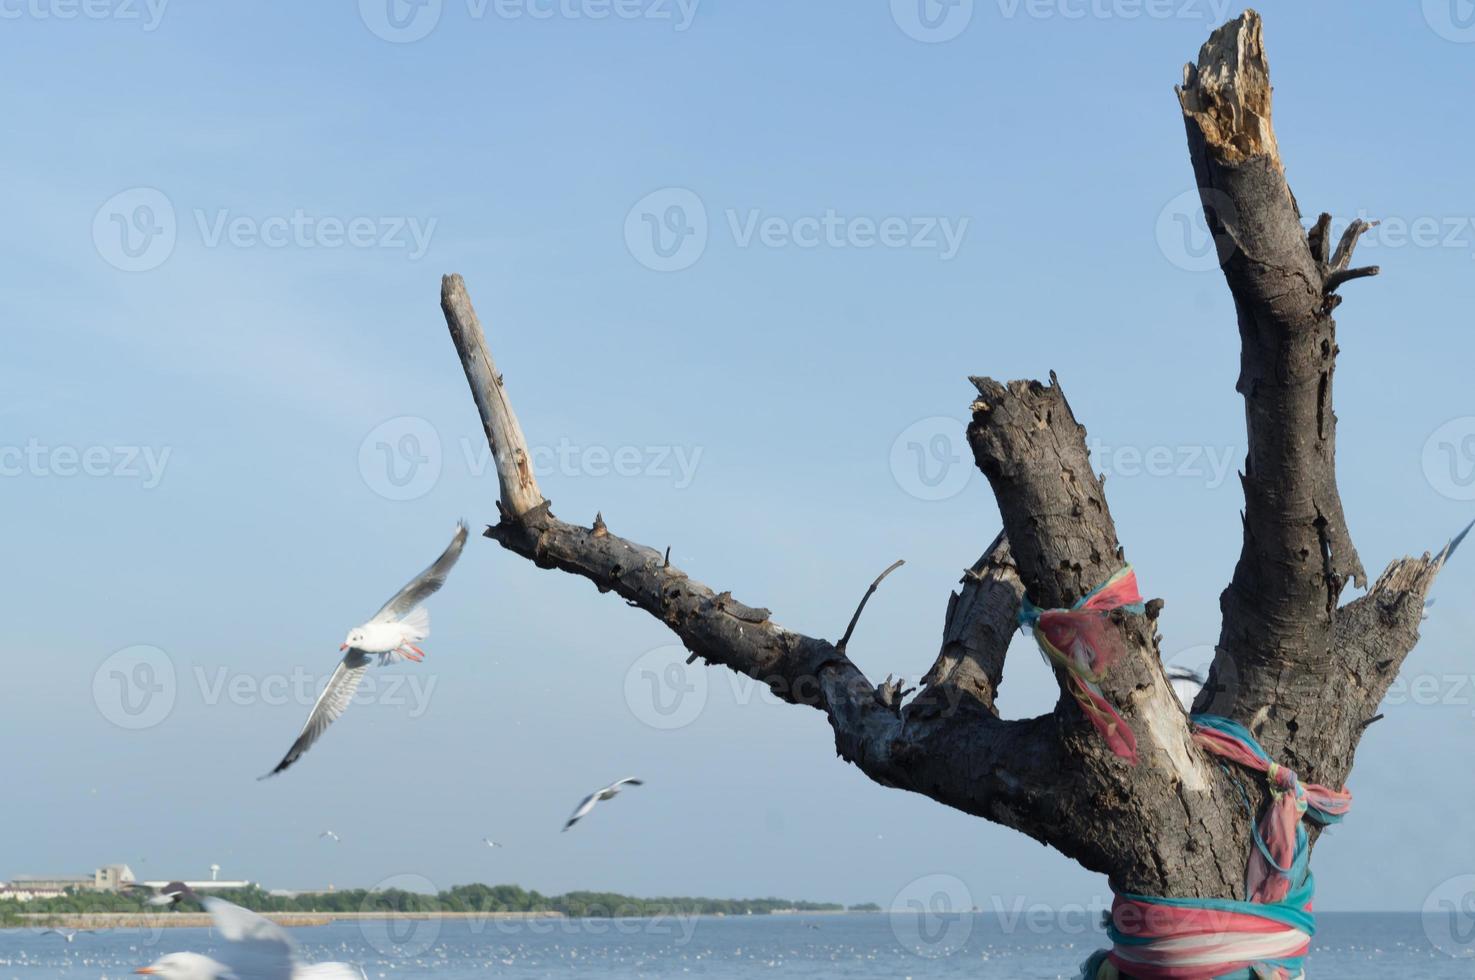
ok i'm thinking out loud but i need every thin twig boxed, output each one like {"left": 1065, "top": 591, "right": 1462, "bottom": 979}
{"left": 836, "top": 559, "right": 905, "bottom": 654}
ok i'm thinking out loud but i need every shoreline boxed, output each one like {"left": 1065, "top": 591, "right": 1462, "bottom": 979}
{"left": 12, "top": 909, "right": 874, "bottom": 930}
{"left": 13, "top": 911, "right": 568, "bottom": 929}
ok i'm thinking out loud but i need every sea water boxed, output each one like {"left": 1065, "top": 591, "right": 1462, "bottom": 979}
{"left": 1, "top": 912, "right": 1469, "bottom": 978}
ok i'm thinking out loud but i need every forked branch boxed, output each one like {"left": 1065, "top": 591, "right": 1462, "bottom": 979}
{"left": 438, "top": 274, "right": 1090, "bottom": 859}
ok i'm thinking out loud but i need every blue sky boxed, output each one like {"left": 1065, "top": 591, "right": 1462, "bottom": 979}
{"left": 2, "top": 1, "right": 1473, "bottom": 913}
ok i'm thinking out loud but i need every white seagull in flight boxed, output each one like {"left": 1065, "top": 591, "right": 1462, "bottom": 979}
{"left": 134, "top": 888, "right": 357, "bottom": 980}
{"left": 482, "top": 837, "right": 502, "bottom": 848}
{"left": 126, "top": 881, "right": 190, "bottom": 907}
{"left": 260, "top": 522, "right": 468, "bottom": 779}
{"left": 319, "top": 830, "right": 340, "bottom": 842}
{"left": 563, "top": 777, "right": 643, "bottom": 831}
{"left": 40, "top": 929, "right": 95, "bottom": 943}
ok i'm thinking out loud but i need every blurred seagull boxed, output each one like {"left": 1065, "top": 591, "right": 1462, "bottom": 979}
{"left": 260, "top": 522, "right": 468, "bottom": 779}
{"left": 563, "top": 777, "right": 643, "bottom": 832}
{"left": 482, "top": 837, "right": 502, "bottom": 848}
{"left": 319, "top": 830, "right": 340, "bottom": 842}
{"left": 127, "top": 881, "right": 192, "bottom": 908}
{"left": 40, "top": 929, "right": 95, "bottom": 943}
{"left": 134, "top": 888, "right": 357, "bottom": 980}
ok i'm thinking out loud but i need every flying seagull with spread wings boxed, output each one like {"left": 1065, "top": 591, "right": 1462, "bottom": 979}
{"left": 126, "top": 881, "right": 191, "bottom": 908}
{"left": 563, "top": 777, "right": 643, "bottom": 831}
{"left": 40, "top": 929, "right": 95, "bottom": 943}
{"left": 134, "top": 888, "right": 358, "bottom": 980}
{"left": 259, "top": 521, "right": 468, "bottom": 779}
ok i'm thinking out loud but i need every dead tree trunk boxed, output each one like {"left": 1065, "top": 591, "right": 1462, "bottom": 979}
{"left": 437, "top": 11, "right": 1453, "bottom": 974}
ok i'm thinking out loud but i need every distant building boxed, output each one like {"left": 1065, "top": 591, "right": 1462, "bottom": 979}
{"left": 1, "top": 864, "right": 249, "bottom": 902}
{"left": 5, "top": 875, "right": 93, "bottom": 892}
{"left": 0, "top": 883, "right": 73, "bottom": 901}
{"left": 95, "top": 864, "right": 136, "bottom": 892}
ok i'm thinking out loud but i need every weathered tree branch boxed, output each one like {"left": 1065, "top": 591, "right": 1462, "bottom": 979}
{"left": 1177, "top": 11, "right": 1370, "bottom": 765}
{"left": 442, "top": 275, "right": 545, "bottom": 518}
{"left": 440, "top": 274, "right": 1094, "bottom": 858}
{"left": 1178, "top": 12, "right": 1454, "bottom": 799}
{"left": 967, "top": 375, "right": 1246, "bottom": 897}
{"left": 916, "top": 532, "right": 1020, "bottom": 716}
{"left": 1286, "top": 530, "right": 1467, "bottom": 789}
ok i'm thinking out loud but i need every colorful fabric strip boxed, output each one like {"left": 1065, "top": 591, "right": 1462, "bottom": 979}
{"left": 1079, "top": 715, "right": 1351, "bottom": 980}
{"left": 1019, "top": 565, "right": 1145, "bottom": 764}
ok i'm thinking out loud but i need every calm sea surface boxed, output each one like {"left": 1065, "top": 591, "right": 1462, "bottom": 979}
{"left": 1, "top": 912, "right": 1469, "bottom": 978}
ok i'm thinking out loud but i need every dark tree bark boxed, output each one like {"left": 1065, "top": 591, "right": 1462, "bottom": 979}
{"left": 435, "top": 11, "right": 1453, "bottom": 975}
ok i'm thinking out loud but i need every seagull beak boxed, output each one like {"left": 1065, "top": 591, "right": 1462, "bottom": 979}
{"left": 339, "top": 644, "right": 348, "bottom": 651}
{"left": 135, "top": 968, "right": 156, "bottom": 975}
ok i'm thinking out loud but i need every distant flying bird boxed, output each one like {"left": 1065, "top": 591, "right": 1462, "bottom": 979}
{"left": 127, "top": 881, "right": 192, "bottom": 908}
{"left": 259, "top": 522, "right": 469, "bottom": 779}
{"left": 1168, "top": 666, "right": 1208, "bottom": 709}
{"left": 41, "top": 929, "right": 95, "bottom": 943}
{"left": 134, "top": 888, "right": 357, "bottom": 980}
{"left": 563, "top": 777, "right": 643, "bottom": 832}
{"left": 319, "top": 831, "right": 340, "bottom": 842}
{"left": 482, "top": 837, "right": 502, "bottom": 848}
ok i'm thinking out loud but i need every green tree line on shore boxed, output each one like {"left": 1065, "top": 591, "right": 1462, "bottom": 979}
{"left": 3, "top": 883, "right": 880, "bottom": 922}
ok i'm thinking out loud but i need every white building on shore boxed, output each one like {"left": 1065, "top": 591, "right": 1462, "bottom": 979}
{"left": 2, "top": 864, "right": 252, "bottom": 902}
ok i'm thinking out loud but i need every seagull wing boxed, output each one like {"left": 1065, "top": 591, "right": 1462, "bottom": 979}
{"left": 369, "top": 522, "right": 468, "bottom": 624}
{"left": 200, "top": 896, "right": 296, "bottom": 980}
{"left": 563, "top": 792, "right": 599, "bottom": 831}
{"left": 609, "top": 777, "right": 644, "bottom": 791}
{"left": 259, "top": 651, "right": 371, "bottom": 779}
